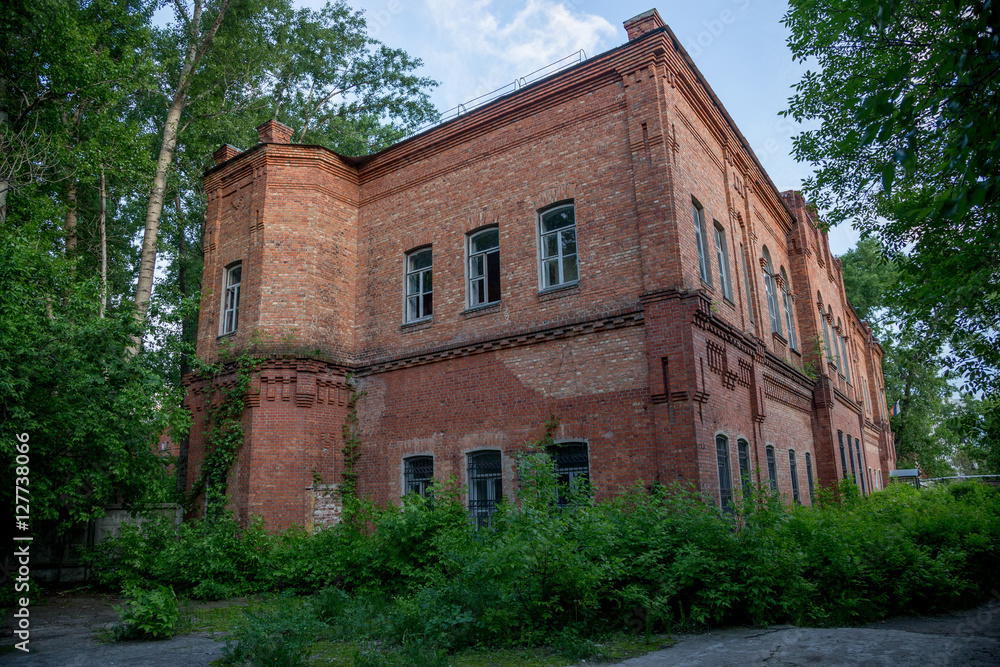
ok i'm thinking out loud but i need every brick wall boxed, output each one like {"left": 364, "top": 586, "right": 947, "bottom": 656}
{"left": 183, "top": 8, "right": 894, "bottom": 530}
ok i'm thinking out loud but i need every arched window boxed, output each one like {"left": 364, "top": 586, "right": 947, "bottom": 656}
{"left": 404, "top": 456, "right": 434, "bottom": 497}
{"left": 693, "top": 199, "right": 712, "bottom": 286}
{"left": 547, "top": 442, "right": 590, "bottom": 505}
{"left": 834, "top": 317, "right": 844, "bottom": 371}
{"left": 804, "top": 452, "right": 815, "bottom": 503}
{"left": 741, "top": 245, "right": 754, "bottom": 324}
{"left": 765, "top": 445, "right": 778, "bottom": 492}
{"left": 780, "top": 267, "right": 797, "bottom": 350}
{"left": 827, "top": 306, "right": 837, "bottom": 365}
{"left": 737, "top": 438, "right": 752, "bottom": 496}
{"left": 467, "top": 450, "right": 502, "bottom": 527}
{"left": 716, "top": 435, "right": 733, "bottom": 512}
{"left": 819, "top": 294, "right": 832, "bottom": 364}
{"left": 468, "top": 227, "right": 500, "bottom": 307}
{"left": 788, "top": 449, "right": 800, "bottom": 504}
{"left": 762, "top": 247, "right": 781, "bottom": 335}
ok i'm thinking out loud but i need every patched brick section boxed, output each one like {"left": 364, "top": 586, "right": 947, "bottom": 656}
{"left": 184, "top": 13, "right": 895, "bottom": 529}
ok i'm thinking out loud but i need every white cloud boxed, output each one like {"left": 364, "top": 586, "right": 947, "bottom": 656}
{"left": 423, "top": 0, "right": 617, "bottom": 107}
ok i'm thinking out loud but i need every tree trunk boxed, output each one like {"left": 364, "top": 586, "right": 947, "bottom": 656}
{"left": 65, "top": 178, "right": 78, "bottom": 255}
{"left": 130, "top": 0, "right": 234, "bottom": 350}
{"left": 99, "top": 165, "right": 107, "bottom": 317}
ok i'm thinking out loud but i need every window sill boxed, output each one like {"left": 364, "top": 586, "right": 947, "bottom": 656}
{"left": 401, "top": 317, "right": 433, "bottom": 332}
{"left": 217, "top": 331, "right": 237, "bottom": 340}
{"left": 771, "top": 331, "right": 788, "bottom": 346}
{"left": 462, "top": 302, "right": 502, "bottom": 319}
{"left": 538, "top": 280, "right": 580, "bottom": 302}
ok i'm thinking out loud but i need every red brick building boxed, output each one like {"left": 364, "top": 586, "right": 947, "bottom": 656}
{"left": 184, "top": 9, "right": 896, "bottom": 530}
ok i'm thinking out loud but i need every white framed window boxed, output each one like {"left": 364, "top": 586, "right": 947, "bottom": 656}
{"left": 693, "top": 201, "right": 712, "bottom": 286}
{"left": 405, "top": 247, "right": 433, "bottom": 322}
{"left": 842, "top": 336, "right": 852, "bottom": 383}
{"left": 220, "top": 262, "right": 242, "bottom": 335}
{"left": 833, "top": 317, "right": 844, "bottom": 370}
{"left": 714, "top": 222, "right": 733, "bottom": 301}
{"left": 780, "top": 267, "right": 797, "bottom": 350}
{"left": 468, "top": 227, "right": 500, "bottom": 307}
{"left": 539, "top": 203, "right": 578, "bottom": 289}
{"left": 468, "top": 450, "right": 502, "bottom": 527}
{"left": 741, "top": 245, "right": 754, "bottom": 324}
{"left": 762, "top": 247, "right": 781, "bottom": 336}
{"left": 404, "top": 456, "right": 434, "bottom": 497}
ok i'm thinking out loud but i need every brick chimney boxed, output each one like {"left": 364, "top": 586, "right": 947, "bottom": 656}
{"left": 212, "top": 144, "right": 242, "bottom": 165}
{"left": 624, "top": 9, "right": 665, "bottom": 41}
{"left": 256, "top": 119, "right": 294, "bottom": 144}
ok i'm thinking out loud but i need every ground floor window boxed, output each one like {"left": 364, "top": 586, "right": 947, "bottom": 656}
{"left": 788, "top": 450, "right": 800, "bottom": 504}
{"left": 737, "top": 439, "right": 751, "bottom": 496}
{"left": 716, "top": 435, "right": 734, "bottom": 513}
{"left": 404, "top": 456, "right": 434, "bottom": 497}
{"left": 805, "top": 452, "right": 815, "bottom": 503}
{"left": 547, "top": 442, "right": 589, "bottom": 505}
{"left": 766, "top": 445, "right": 778, "bottom": 492}
{"left": 468, "top": 451, "right": 502, "bottom": 526}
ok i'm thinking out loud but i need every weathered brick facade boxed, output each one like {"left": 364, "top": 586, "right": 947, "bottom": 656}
{"left": 184, "top": 9, "right": 896, "bottom": 530}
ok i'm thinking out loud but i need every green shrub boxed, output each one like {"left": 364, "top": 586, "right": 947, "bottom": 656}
{"left": 223, "top": 597, "right": 319, "bottom": 667}
{"left": 112, "top": 584, "right": 180, "bottom": 640}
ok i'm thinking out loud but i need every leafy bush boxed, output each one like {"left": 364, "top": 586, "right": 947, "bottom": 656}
{"left": 113, "top": 584, "right": 180, "bottom": 640}
{"left": 222, "top": 596, "right": 319, "bottom": 667}
{"left": 87, "top": 455, "right": 1000, "bottom": 660}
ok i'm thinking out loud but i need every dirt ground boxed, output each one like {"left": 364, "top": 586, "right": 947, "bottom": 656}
{"left": 2, "top": 594, "right": 999, "bottom": 666}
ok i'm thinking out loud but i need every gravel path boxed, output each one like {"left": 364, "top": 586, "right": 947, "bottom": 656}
{"left": 3, "top": 595, "right": 999, "bottom": 666}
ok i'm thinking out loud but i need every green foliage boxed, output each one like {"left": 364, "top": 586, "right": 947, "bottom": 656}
{"left": 89, "top": 451, "right": 1000, "bottom": 659}
{"left": 0, "top": 229, "right": 178, "bottom": 532}
{"left": 783, "top": 0, "right": 1000, "bottom": 394}
{"left": 113, "top": 584, "right": 180, "bottom": 640}
{"left": 222, "top": 595, "right": 320, "bottom": 667}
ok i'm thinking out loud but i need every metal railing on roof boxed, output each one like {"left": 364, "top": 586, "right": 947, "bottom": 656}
{"left": 402, "top": 50, "right": 587, "bottom": 140}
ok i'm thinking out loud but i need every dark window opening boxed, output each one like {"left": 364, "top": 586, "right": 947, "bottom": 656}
{"left": 468, "top": 451, "right": 502, "bottom": 527}
{"left": 547, "top": 442, "right": 589, "bottom": 505}
{"left": 789, "top": 450, "right": 801, "bottom": 504}
{"left": 404, "top": 456, "right": 434, "bottom": 497}
{"left": 766, "top": 446, "right": 778, "bottom": 492}
{"left": 716, "top": 435, "right": 734, "bottom": 513}
{"left": 737, "top": 438, "right": 751, "bottom": 496}
{"left": 805, "top": 452, "right": 815, "bottom": 503}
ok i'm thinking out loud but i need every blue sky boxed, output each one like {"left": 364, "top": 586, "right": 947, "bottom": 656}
{"left": 296, "top": 0, "right": 860, "bottom": 255}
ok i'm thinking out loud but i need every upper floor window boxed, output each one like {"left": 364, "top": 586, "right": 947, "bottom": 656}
{"left": 539, "top": 203, "right": 577, "bottom": 289}
{"left": 221, "top": 262, "right": 242, "bottom": 335}
{"left": 468, "top": 450, "right": 502, "bottom": 527}
{"left": 693, "top": 201, "right": 712, "bottom": 286}
{"left": 820, "top": 295, "right": 833, "bottom": 364}
{"left": 843, "top": 336, "right": 853, "bottom": 384}
{"left": 741, "top": 245, "right": 754, "bottom": 324}
{"left": 834, "top": 317, "right": 844, "bottom": 371}
{"left": 737, "top": 438, "right": 752, "bottom": 497}
{"left": 780, "top": 267, "right": 797, "bottom": 350}
{"left": 762, "top": 247, "right": 781, "bottom": 336}
{"left": 788, "top": 449, "right": 801, "bottom": 504}
{"left": 405, "top": 247, "right": 433, "bottom": 322}
{"left": 765, "top": 445, "right": 778, "bottom": 492}
{"left": 713, "top": 222, "right": 732, "bottom": 301}
{"left": 716, "top": 435, "right": 733, "bottom": 513}
{"left": 548, "top": 442, "right": 590, "bottom": 505}
{"left": 404, "top": 456, "right": 434, "bottom": 497}
{"left": 468, "top": 228, "right": 500, "bottom": 307}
